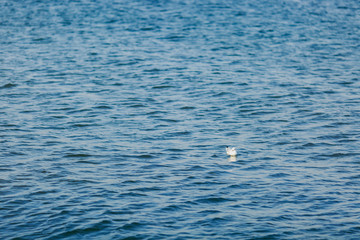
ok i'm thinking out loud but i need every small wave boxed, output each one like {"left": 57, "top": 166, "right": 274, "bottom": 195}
{"left": 269, "top": 173, "right": 291, "bottom": 178}
{"left": 121, "top": 221, "right": 145, "bottom": 230}
{"left": 50, "top": 220, "right": 112, "bottom": 239}
{"left": 130, "top": 186, "right": 163, "bottom": 192}
{"left": 104, "top": 209, "right": 134, "bottom": 216}
{"left": 166, "top": 131, "right": 192, "bottom": 137}
{"left": 159, "top": 204, "right": 183, "bottom": 212}
{"left": 196, "top": 197, "right": 234, "bottom": 204}
{"left": 168, "top": 148, "right": 185, "bottom": 152}
{"left": 118, "top": 192, "right": 148, "bottom": 198}
{"left": 152, "top": 85, "right": 175, "bottom": 89}
{"left": 135, "top": 154, "right": 155, "bottom": 159}
{"left": 0, "top": 83, "right": 17, "bottom": 89}
{"left": 94, "top": 105, "right": 112, "bottom": 109}
{"left": 180, "top": 106, "right": 196, "bottom": 110}
{"left": 64, "top": 153, "right": 93, "bottom": 158}
{"left": 315, "top": 152, "right": 359, "bottom": 159}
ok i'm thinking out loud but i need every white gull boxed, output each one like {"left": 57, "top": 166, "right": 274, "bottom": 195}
{"left": 226, "top": 146, "right": 237, "bottom": 156}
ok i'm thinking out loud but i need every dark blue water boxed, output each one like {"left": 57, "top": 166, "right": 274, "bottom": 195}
{"left": 1, "top": 0, "right": 360, "bottom": 239}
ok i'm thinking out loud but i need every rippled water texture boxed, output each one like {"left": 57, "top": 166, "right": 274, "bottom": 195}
{"left": 1, "top": 0, "right": 360, "bottom": 239}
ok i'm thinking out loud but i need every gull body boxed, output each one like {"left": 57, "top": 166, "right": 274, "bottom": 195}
{"left": 226, "top": 146, "right": 237, "bottom": 156}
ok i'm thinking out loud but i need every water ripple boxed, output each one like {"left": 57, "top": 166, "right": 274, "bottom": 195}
{"left": 1, "top": 0, "right": 360, "bottom": 239}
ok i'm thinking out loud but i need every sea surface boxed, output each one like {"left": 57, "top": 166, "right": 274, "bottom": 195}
{"left": 1, "top": 0, "right": 360, "bottom": 239}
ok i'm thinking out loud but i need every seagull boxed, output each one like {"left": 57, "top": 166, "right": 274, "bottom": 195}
{"left": 226, "top": 146, "right": 237, "bottom": 156}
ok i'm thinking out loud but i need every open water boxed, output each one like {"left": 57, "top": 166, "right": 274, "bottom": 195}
{"left": 1, "top": 0, "right": 360, "bottom": 239}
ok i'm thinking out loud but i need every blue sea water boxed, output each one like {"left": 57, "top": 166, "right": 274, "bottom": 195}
{"left": 1, "top": 0, "right": 360, "bottom": 239}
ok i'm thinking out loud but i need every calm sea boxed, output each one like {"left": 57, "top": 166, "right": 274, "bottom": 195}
{"left": 1, "top": 0, "right": 360, "bottom": 239}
